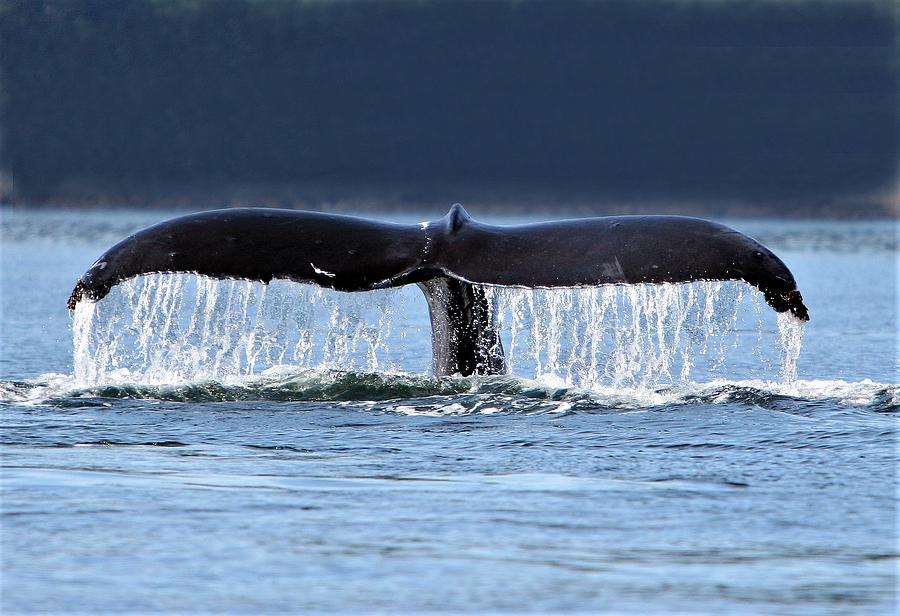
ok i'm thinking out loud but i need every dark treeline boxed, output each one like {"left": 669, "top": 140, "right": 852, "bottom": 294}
{"left": 0, "top": 0, "right": 897, "bottom": 210}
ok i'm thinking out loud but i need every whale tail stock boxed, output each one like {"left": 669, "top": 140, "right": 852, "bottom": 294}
{"left": 67, "top": 204, "right": 808, "bottom": 376}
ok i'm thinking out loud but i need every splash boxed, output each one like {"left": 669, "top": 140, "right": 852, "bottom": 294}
{"left": 72, "top": 274, "right": 804, "bottom": 387}
{"left": 776, "top": 311, "right": 805, "bottom": 383}
{"left": 73, "top": 275, "right": 421, "bottom": 386}
{"left": 484, "top": 281, "right": 797, "bottom": 389}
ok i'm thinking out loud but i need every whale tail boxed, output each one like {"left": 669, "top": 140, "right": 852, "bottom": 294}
{"left": 68, "top": 205, "right": 808, "bottom": 376}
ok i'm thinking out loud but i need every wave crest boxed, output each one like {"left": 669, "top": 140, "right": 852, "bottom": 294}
{"left": 2, "top": 369, "right": 895, "bottom": 414}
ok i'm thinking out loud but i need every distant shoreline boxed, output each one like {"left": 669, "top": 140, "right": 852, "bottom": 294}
{"left": 1, "top": 179, "right": 896, "bottom": 219}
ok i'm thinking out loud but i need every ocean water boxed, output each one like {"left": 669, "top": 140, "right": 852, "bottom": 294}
{"left": 0, "top": 208, "right": 896, "bottom": 615}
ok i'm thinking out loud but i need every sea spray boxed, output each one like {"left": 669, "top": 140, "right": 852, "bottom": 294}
{"left": 776, "top": 311, "right": 805, "bottom": 383}
{"left": 485, "top": 281, "right": 756, "bottom": 389}
{"left": 73, "top": 275, "right": 420, "bottom": 386}
{"left": 72, "top": 274, "right": 803, "bottom": 387}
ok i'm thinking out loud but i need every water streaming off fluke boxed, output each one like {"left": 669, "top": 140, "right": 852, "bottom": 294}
{"left": 72, "top": 274, "right": 804, "bottom": 388}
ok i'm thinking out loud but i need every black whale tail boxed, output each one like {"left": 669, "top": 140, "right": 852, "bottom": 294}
{"left": 68, "top": 205, "right": 808, "bottom": 376}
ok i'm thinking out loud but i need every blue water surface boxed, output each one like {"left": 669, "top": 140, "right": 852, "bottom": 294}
{"left": 1, "top": 208, "right": 896, "bottom": 615}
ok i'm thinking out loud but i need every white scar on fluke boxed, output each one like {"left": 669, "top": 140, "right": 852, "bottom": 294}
{"left": 310, "top": 263, "right": 336, "bottom": 278}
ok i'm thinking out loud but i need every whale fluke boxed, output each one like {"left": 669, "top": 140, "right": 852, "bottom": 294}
{"left": 68, "top": 205, "right": 808, "bottom": 376}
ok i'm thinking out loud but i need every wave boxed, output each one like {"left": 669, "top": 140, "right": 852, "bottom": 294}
{"left": 1, "top": 368, "right": 895, "bottom": 414}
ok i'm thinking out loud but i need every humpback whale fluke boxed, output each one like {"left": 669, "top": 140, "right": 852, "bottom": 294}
{"left": 68, "top": 205, "right": 808, "bottom": 376}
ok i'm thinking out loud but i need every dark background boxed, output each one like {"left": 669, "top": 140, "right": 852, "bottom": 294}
{"left": 1, "top": 0, "right": 897, "bottom": 215}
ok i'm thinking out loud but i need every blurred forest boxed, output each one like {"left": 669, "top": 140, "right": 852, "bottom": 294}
{"left": 0, "top": 0, "right": 897, "bottom": 215}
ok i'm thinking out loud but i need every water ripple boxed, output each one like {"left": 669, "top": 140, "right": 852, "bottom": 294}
{"left": 1, "top": 371, "right": 894, "bottom": 415}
